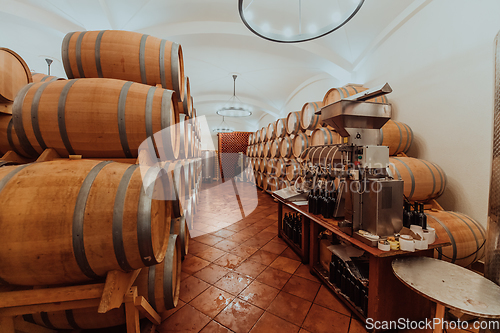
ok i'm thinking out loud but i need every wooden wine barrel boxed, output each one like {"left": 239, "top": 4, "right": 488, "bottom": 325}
{"left": 163, "top": 160, "right": 185, "bottom": 219}
{"left": 259, "top": 157, "right": 267, "bottom": 172}
{"left": 258, "top": 143, "right": 266, "bottom": 157}
{"left": 300, "top": 101, "right": 323, "bottom": 131}
{"left": 0, "top": 48, "right": 32, "bottom": 103}
{"left": 0, "top": 114, "right": 33, "bottom": 157}
{"left": 261, "top": 173, "right": 268, "bottom": 189}
{"left": 388, "top": 157, "right": 446, "bottom": 201}
{"left": 311, "top": 127, "right": 341, "bottom": 146}
{"left": 12, "top": 78, "right": 179, "bottom": 159}
{"left": 25, "top": 235, "right": 181, "bottom": 329}
{"left": 178, "top": 77, "right": 192, "bottom": 117}
{"left": 252, "top": 158, "right": 258, "bottom": 171}
{"left": 263, "top": 141, "right": 272, "bottom": 158}
{"left": 61, "top": 30, "right": 184, "bottom": 100}
{"left": 0, "top": 160, "right": 171, "bottom": 285}
{"left": 426, "top": 210, "right": 486, "bottom": 267}
{"left": 178, "top": 115, "right": 188, "bottom": 160}
{"left": 246, "top": 145, "right": 251, "bottom": 156}
{"left": 267, "top": 122, "right": 276, "bottom": 140}
{"left": 307, "top": 145, "right": 342, "bottom": 170}
{"left": 265, "top": 158, "right": 276, "bottom": 175}
{"left": 185, "top": 121, "right": 194, "bottom": 159}
{"left": 256, "top": 172, "right": 262, "bottom": 188}
{"left": 269, "top": 139, "right": 281, "bottom": 158}
{"left": 280, "top": 135, "right": 294, "bottom": 158}
{"left": 286, "top": 159, "right": 300, "bottom": 181}
{"left": 293, "top": 132, "right": 311, "bottom": 158}
{"left": 380, "top": 119, "right": 414, "bottom": 155}
{"left": 171, "top": 216, "right": 189, "bottom": 258}
{"left": 275, "top": 118, "right": 287, "bottom": 138}
{"left": 31, "top": 73, "right": 64, "bottom": 83}
{"left": 286, "top": 111, "right": 301, "bottom": 135}
{"left": 278, "top": 178, "right": 291, "bottom": 190}
{"left": 275, "top": 158, "right": 288, "bottom": 177}
{"left": 255, "top": 129, "right": 261, "bottom": 143}
{"left": 248, "top": 133, "right": 254, "bottom": 145}
{"left": 266, "top": 176, "right": 279, "bottom": 192}
{"left": 260, "top": 127, "right": 267, "bottom": 142}
{"left": 323, "top": 85, "right": 388, "bottom": 106}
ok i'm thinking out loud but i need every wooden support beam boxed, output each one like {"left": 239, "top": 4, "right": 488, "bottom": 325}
{"left": 36, "top": 149, "right": 61, "bottom": 162}
{"left": 134, "top": 296, "right": 161, "bottom": 325}
{"left": 0, "top": 299, "right": 101, "bottom": 317}
{"left": 125, "top": 287, "right": 140, "bottom": 333}
{"left": 98, "top": 269, "right": 141, "bottom": 313}
{"left": 13, "top": 317, "right": 57, "bottom": 333}
{"left": 1, "top": 151, "right": 33, "bottom": 164}
{"left": 0, "top": 284, "right": 105, "bottom": 309}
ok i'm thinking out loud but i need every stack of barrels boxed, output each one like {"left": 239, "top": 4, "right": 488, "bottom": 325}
{"left": 246, "top": 84, "right": 485, "bottom": 269}
{"left": 0, "top": 30, "right": 202, "bottom": 330}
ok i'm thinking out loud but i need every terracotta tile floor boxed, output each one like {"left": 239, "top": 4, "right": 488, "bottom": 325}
{"left": 158, "top": 181, "right": 365, "bottom": 333}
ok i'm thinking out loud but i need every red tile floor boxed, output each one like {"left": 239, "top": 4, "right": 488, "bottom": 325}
{"left": 158, "top": 181, "right": 368, "bottom": 333}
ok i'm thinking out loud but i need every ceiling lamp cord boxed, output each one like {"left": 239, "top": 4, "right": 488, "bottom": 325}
{"left": 233, "top": 74, "right": 237, "bottom": 97}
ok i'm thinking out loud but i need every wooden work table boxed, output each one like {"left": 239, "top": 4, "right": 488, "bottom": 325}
{"left": 272, "top": 192, "right": 451, "bottom": 330}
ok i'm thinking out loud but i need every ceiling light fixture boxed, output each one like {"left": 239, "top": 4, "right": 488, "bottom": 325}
{"left": 216, "top": 74, "right": 252, "bottom": 117}
{"left": 213, "top": 116, "right": 235, "bottom": 133}
{"left": 238, "top": 0, "right": 365, "bottom": 43}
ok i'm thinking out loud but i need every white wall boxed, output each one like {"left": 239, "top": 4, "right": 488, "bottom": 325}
{"left": 353, "top": 0, "right": 500, "bottom": 227}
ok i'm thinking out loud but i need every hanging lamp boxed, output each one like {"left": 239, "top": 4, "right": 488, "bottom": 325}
{"left": 216, "top": 74, "right": 252, "bottom": 117}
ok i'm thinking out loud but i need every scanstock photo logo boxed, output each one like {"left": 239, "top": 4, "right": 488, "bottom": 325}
{"left": 137, "top": 115, "right": 258, "bottom": 237}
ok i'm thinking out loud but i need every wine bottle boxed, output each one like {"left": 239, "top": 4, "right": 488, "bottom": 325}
{"left": 412, "top": 202, "right": 419, "bottom": 226}
{"left": 312, "top": 188, "right": 319, "bottom": 215}
{"left": 419, "top": 203, "right": 427, "bottom": 230}
{"left": 403, "top": 201, "right": 411, "bottom": 228}
{"left": 308, "top": 188, "right": 315, "bottom": 214}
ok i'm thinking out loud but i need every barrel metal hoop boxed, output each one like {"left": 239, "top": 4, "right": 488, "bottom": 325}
{"left": 75, "top": 31, "right": 87, "bottom": 78}
{"left": 118, "top": 81, "right": 134, "bottom": 158}
{"left": 22, "top": 314, "right": 36, "bottom": 324}
{"left": 393, "top": 121, "right": 403, "bottom": 154}
{"left": 6, "top": 119, "right": 24, "bottom": 157}
{"left": 48, "top": 77, "right": 58, "bottom": 82}
{"left": 65, "top": 309, "right": 81, "bottom": 329}
{"left": 12, "top": 83, "right": 39, "bottom": 157}
{"left": 159, "top": 39, "right": 167, "bottom": 89}
{"left": 95, "top": 30, "right": 105, "bottom": 78}
{"left": 420, "top": 160, "right": 436, "bottom": 199}
{"left": 139, "top": 34, "right": 149, "bottom": 84}
{"left": 171, "top": 43, "right": 181, "bottom": 97}
{"left": 31, "top": 82, "right": 51, "bottom": 150}
{"left": 62, "top": 32, "right": 76, "bottom": 79}
{"left": 341, "top": 87, "right": 350, "bottom": 97}
{"left": 407, "top": 125, "right": 415, "bottom": 153}
{"left": 0, "top": 164, "right": 30, "bottom": 195}
{"left": 58, "top": 79, "right": 78, "bottom": 155}
{"left": 112, "top": 164, "right": 140, "bottom": 272}
{"left": 137, "top": 166, "right": 162, "bottom": 266}
{"left": 145, "top": 86, "right": 157, "bottom": 139}
{"left": 351, "top": 86, "right": 359, "bottom": 94}
{"left": 393, "top": 157, "right": 415, "bottom": 199}
{"left": 402, "top": 123, "right": 411, "bottom": 153}
{"left": 431, "top": 162, "right": 445, "bottom": 196}
{"left": 148, "top": 265, "right": 158, "bottom": 311}
{"left": 73, "top": 161, "right": 112, "bottom": 280}
{"left": 448, "top": 211, "right": 480, "bottom": 263}
{"left": 426, "top": 212, "right": 458, "bottom": 262}
{"left": 163, "top": 234, "right": 179, "bottom": 309}
{"left": 40, "top": 75, "right": 49, "bottom": 82}
{"left": 41, "top": 312, "right": 57, "bottom": 330}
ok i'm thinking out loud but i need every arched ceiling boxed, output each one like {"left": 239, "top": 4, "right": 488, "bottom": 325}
{"left": 0, "top": 0, "right": 432, "bottom": 127}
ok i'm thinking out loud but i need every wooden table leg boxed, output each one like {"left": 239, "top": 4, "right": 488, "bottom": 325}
{"left": 277, "top": 201, "right": 283, "bottom": 238}
{"left": 434, "top": 303, "right": 446, "bottom": 333}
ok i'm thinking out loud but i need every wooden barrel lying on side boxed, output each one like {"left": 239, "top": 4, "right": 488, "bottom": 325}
{"left": 426, "top": 210, "right": 486, "bottom": 267}
{"left": 275, "top": 158, "right": 288, "bottom": 177}
{"left": 263, "top": 141, "right": 272, "bottom": 158}
{"left": 12, "top": 78, "right": 179, "bottom": 159}
{"left": 171, "top": 217, "right": 189, "bottom": 259}
{"left": 267, "top": 122, "right": 276, "bottom": 141}
{"left": 380, "top": 120, "right": 413, "bottom": 155}
{"left": 259, "top": 158, "right": 267, "bottom": 172}
{"left": 24, "top": 234, "right": 181, "bottom": 330}
{"left": 256, "top": 172, "right": 263, "bottom": 188}
{"left": 275, "top": 118, "right": 287, "bottom": 138}
{"left": 0, "top": 114, "right": 34, "bottom": 157}
{"left": 280, "top": 135, "right": 294, "bottom": 158}
{"left": 269, "top": 138, "right": 281, "bottom": 158}
{"left": 163, "top": 160, "right": 185, "bottom": 218}
{"left": 286, "top": 159, "right": 300, "bottom": 181}
{"left": 31, "top": 73, "right": 64, "bottom": 83}
{"left": 388, "top": 157, "right": 446, "bottom": 202}
{"left": 266, "top": 176, "right": 279, "bottom": 191}
{"left": 266, "top": 158, "right": 277, "bottom": 175}
{"left": 178, "top": 77, "right": 192, "bottom": 118}
{"left": 323, "top": 85, "right": 388, "bottom": 106}
{"left": 0, "top": 160, "right": 171, "bottom": 286}
{"left": 293, "top": 132, "right": 311, "bottom": 158}
{"left": 311, "top": 127, "right": 341, "bottom": 146}
{"left": 248, "top": 133, "right": 254, "bottom": 146}
{"left": 260, "top": 127, "right": 267, "bottom": 142}
{"left": 254, "top": 129, "right": 261, "bottom": 143}
{"left": 278, "top": 178, "right": 291, "bottom": 190}
{"left": 300, "top": 101, "right": 323, "bottom": 131}
{"left": 286, "top": 111, "right": 301, "bottom": 135}
{"left": 0, "top": 48, "right": 32, "bottom": 103}
{"left": 61, "top": 30, "right": 184, "bottom": 100}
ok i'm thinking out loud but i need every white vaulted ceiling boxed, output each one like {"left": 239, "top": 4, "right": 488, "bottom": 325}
{"left": 0, "top": 0, "right": 431, "bottom": 128}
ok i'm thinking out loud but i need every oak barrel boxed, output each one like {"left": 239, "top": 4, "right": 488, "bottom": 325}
{"left": 300, "top": 101, "right": 323, "bottom": 131}
{"left": 267, "top": 122, "right": 276, "bottom": 140}
{"left": 323, "top": 85, "right": 388, "bottom": 106}
{"left": 278, "top": 178, "right": 291, "bottom": 190}
{"left": 178, "top": 77, "right": 192, "bottom": 117}
{"left": 248, "top": 133, "right": 254, "bottom": 145}
{"left": 0, "top": 160, "right": 171, "bottom": 285}
{"left": 260, "top": 127, "right": 267, "bottom": 142}
{"left": 280, "top": 135, "right": 294, "bottom": 158}
{"left": 426, "top": 210, "right": 486, "bottom": 267}
{"left": 255, "top": 129, "right": 261, "bottom": 143}
{"left": 311, "top": 127, "right": 341, "bottom": 146}
{"left": 265, "top": 176, "right": 279, "bottom": 191}
{"left": 25, "top": 235, "right": 181, "bottom": 329}
{"left": 0, "top": 114, "right": 33, "bottom": 157}
{"left": 286, "top": 159, "right": 300, "bottom": 181}
{"left": 263, "top": 141, "right": 272, "bottom": 158}
{"left": 259, "top": 157, "right": 267, "bottom": 172}
{"left": 266, "top": 158, "right": 277, "bottom": 175}
{"left": 292, "top": 131, "right": 311, "bottom": 158}
{"left": 275, "top": 118, "right": 287, "bottom": 138}
{"left": 31, "top": 73, "right": 64, "bottom": 83}
{"left": 61, "top": 30, "right": 184, "bottom": 100}
{"left": 380, "top": 120, "right": 413, "bottom": 155}
{"left": 12, "top": 78, "right": 179, "bottom": 159}
{"left": 388, "top": 157, "right": 446, "bottom": 201}
{"left": 0, "top": 48, "right": 32, "bottom": 103}
{"left": 286, "top": 111, "right": 301, "bottom": 135}
{"left": 270, "top": 138, "right": 281, "bottom": 158}
{"left": 275, "top": 158, "right": 288, "bottom": 177}
{"left": 171, "top": 216, "right": 189, "bottom": 259}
